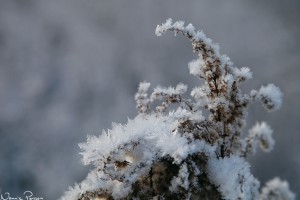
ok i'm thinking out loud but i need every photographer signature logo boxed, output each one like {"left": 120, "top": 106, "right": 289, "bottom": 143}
{"left": 0, "top": 191, "right": 43, "bottom": 200}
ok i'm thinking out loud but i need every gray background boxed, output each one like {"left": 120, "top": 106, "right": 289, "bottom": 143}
{"left": 0, "top": 0, "right": 299, "bottom": 199}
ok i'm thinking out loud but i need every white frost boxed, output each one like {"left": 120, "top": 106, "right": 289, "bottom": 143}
{"left": 253, "top": 84, "right": 283, "bottom": 111}
{"left": 249, "top": 122, "right": 275, "bottom": 153}
{"left": 61, "top": 18, "right": 291, "bottom": 200}
{"left": 260, "top": 177, "right": 295, "bottom": 200}
{"left": 170, "top": 163, "right": 189, "bottom": 191}
{"left": 207, "top": 155, "right": 260, "bottom": 200}
{"left": 233, "top": 66, "right": 253, "bottom": 83}
{"left": 188, "top": 59, "right": 205, "bottom": 77}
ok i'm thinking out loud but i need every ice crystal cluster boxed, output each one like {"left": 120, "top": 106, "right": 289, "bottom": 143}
{"left": 61, "top": 19, "right": 295, "bottom": 200}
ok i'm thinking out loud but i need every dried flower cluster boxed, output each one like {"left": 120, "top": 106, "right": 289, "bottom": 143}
{"left": 60, "top": 19, "right": 294, "bottom": 200}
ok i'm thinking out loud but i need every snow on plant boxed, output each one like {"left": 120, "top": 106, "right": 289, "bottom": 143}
{"left": 60, "top": 19, "right": 294, "bottom": 200}
{"left": 260, "top": 178, "right": 295, "bottom": 200}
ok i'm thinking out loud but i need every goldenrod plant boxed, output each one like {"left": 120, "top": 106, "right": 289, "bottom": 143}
{"left": 61, "top": 19, "right": 295, "bottom": 200}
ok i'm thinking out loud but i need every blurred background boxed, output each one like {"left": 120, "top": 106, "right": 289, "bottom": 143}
{"left": 0, "top": 0, "right": 299, "bottom": 199}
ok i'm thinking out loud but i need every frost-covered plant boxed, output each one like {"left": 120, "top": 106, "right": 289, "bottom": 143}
{"left": 60, "top": 19, "right": 295, "bottom": 200}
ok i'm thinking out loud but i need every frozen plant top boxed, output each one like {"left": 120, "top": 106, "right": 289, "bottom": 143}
{"left": 60, "top": 19, "right": 294, "bottom": 200}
